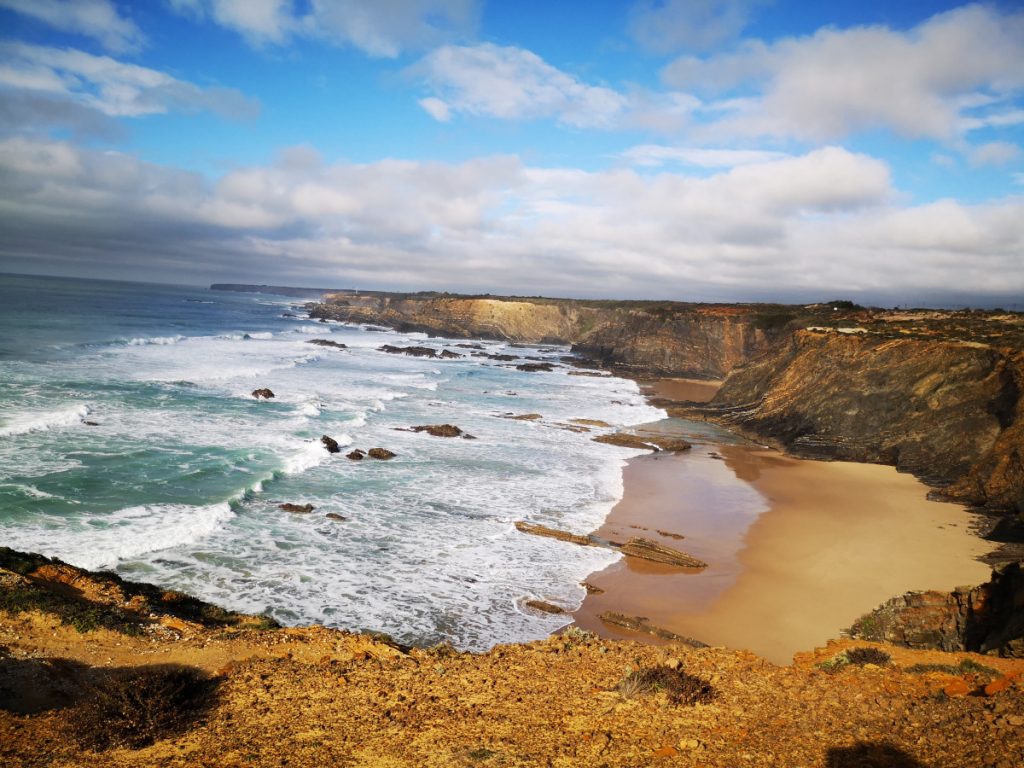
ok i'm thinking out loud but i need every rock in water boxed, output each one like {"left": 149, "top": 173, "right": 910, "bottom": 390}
{"left": 514, "top": 521, "right": 594, "bottom": 547}
{"left": 516, "top": 362, "right": 555, "bottom": 372}
{"left": 408, "top": 424, "right": 475, "bottom": 439}
{"left": 367, "top": 448, "right": 396, "bottom": 460}
{"left": 618, "top": 538, "right": 707, "bottom": 568}
{"left": 438, "top": 349, "right": 462, "bottom": 359}
{"left": 321, "top": 435, "right": 341, "bottom": 453}
{"left": 252, "top": 388, "right": 275, "bottom": 399}
{"left": 346, "top": 449, "right": 365, "bottom": 461}
{"left": 524, "top": 600, "right": 566, "bottom": 615}
{"left": 306, "top": 339, "right": 347, "bottom": 349}
{"left": 279, "top": 503, "right": 314, "bottom": 514}
{"left": 378, "top": 344, "right": 437, "bottom": 358}
{"left": 599, "top": 612, "right": 707, "bottom": 647}
{"left": 325, "top": 513, "right": 347, "bottom": 521}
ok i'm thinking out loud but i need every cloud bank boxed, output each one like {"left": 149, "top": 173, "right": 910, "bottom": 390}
{"left": 2, "top": 136, "right": 1020, "bottom": 302}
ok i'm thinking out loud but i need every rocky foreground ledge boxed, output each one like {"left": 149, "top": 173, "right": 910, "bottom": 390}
{"left": 2, "top": 548, "right": 1024, "bottom": 767}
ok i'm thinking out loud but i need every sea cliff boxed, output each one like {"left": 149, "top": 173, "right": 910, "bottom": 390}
{"left": 311, "top": 292, "right": 1024, "bottom": 520}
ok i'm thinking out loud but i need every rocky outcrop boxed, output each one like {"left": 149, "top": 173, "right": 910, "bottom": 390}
{"left": 321, "top": 435, "right": 341, "bottom": 453}
{"left": 847, "top": 562, "right": 1024, "bottom": 657}
{"left": 407, "top": 424, "right": 474, "bottom": 439}
{"left": 279, "top": 503, "right": 314, "bottom": 514}
{"left": 691, "top": 330, "right": 1024, "bottom": 514}
{"left": 306, "top": 339, "right": 347, "bottom": 349}
{"left": 251, "top": 388, "right": 275, "bottom": 399}
{"left": 346, "top": 449, "right": 365, "bottom": 461}
{"left": 617, "top": 538, "right": 707, "bottom": 569}
{"left": 367, "top": 448, "right": 396, "bottom": 460}
{"left": 593, "top": 433, "right": 692, "bottom": 452}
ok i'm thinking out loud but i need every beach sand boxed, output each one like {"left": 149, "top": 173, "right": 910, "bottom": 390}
{"left": 573, "top": 441, "right": 994, "bottom": 665}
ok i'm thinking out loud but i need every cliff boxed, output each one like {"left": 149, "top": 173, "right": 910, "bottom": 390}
{"left": 3, "top": 548, "right": 1023, "bottom": 767}
{"left": 689, "top": 314, "right": 1024, "bottom": 516}
{"left": 309, "top": 293, "right": 811, "bottom": 378}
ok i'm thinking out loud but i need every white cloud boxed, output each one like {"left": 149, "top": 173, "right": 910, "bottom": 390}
{"left": 417, "top": 96, "right": 451, "bottom": 122}
{"left": 621, "top": 144, "right": 788, "bottom": 168}
{"left": 628, "top": 0, "right": 761, "bottom": 54}
{"left": 7, "top": 137, "right": 1015, "bottom": 302}
{"left": 169, "top": 0, "right": 478, "bottom": 56}
{"left": 413, "top": 44, "right": 628, "bottom": 128}
{"left": 967, "top": 141, "right": 1021, "bottom": 167}
{"left": 0, "top": 42, "right": 259, "bottom": 119}
{"left": 662, "top": 4, "right": 1024, "bottom": 142}
{"left": 0, "top": 0, "right": 145, "bottom": 53}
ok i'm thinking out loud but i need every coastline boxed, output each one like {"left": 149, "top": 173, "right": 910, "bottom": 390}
{"left": 570, "top": 377, "right": 995, "bottom": 665}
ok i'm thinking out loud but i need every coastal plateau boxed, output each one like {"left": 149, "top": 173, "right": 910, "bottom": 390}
{"left": 2, "top": 548, "right": 1023, "bottom": 767}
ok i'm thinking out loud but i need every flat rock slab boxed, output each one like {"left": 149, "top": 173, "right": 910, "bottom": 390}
{"left": 599, "top": 611, "right": 707, "bottom": 647}
{"left": 619, "top": 537, "right": 707, "bottom": 568}
{"left": 515, "top": 521, "right": 594, "bottom": 547}
{"left": 524, "top": 600, "right": 567, "bottom": 615}
{"left": 406, "top": 424, "right": 475, "bottom": 439}
{"left": 593, "top": 433, "right": 692, "bottom": 452}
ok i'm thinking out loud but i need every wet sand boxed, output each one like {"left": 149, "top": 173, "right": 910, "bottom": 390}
{"left": 641, "top": 377, "right": 721, "bottom": 403}
{"left": 573, "top": 441, "right": 993, "bottom": 665}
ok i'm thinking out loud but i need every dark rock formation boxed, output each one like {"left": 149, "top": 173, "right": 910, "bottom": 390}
{"left": 346, "top": 449, "right": 365, "bottom": 461}
{"left": 524, "top": 600, "right": 566, "bottom": 615}
{"left": 279, "top": 503, "right": 314, "bottom": 514}
{"left": 82, "top": 421, "right": 100, "bottom": 426}
{"left": 367, "top": 448, "right": 396, "bottom": 460}
{"left": 252, "top": 388, "right": 275, "bottom": 399}
{"left": 325, "top": 513, "right": 347, "bottom": 521}
{"left": 502, "top": 413, "right": 542, "bottom": 421}
{"left": 516, "top": 362, "right": 555, "bottom": 372}
{"left": 306, "top": 339, "right": 347, "bottom": 349}
{"left": 617, "top": 538, "right": 707, "bottom": 568}
{"left": 847, "top": 562, "right": 1024, "bottom": 657}
{"left": 321, "top": 435, "right": 341, "bottom": 453}
{"left": 515, "top": 521, "right": 594, "bottom": 547}
{"left": 378, "top": 345, "right": 438, "bottom": 358}
{"left": 599, "top": 612, "right": 707, "bottom": 647}
{"left": 438, "top": 350, "right": 462, "bottom": 359}
{"left": 592, "top": 433, "right": 692, "bottom": 452}
{"left": 408, "top": 424, "right": 475, "bottom": 439}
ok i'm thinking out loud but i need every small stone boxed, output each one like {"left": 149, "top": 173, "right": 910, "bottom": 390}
{"left": 1006, "top": 714, "right": 1024, "bottom": 727}
{"left": 279, "top": 503, "right": 314, "bottom": 514}
{"left": 943, "top": 679, "right": 971, "bottom": 698}
{"left": 652, "top": 746, "right": 678, "bottom": 758}
{"left": 321, "top": 435, "right": 341, "bottom": 453}
{"left": 984, "top": 677, "right": 1013, "bottom": 696}
{"left": 252, "top": 388, "right": 275, "bottom": 399}
{"left": 367, "top": 448, "right": 396, "bottom": 460}
{"left": 325, "top": 513, "right": 346, "bottom": 521}
{"left": 346, "top": 449, "right": 365, "bottom": 461}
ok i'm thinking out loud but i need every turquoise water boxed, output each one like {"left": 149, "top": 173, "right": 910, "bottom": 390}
{"left": 0, "top": 274, "right": 667, "bottom": 648}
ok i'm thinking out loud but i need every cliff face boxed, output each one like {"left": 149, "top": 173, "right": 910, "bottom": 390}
{"left": 698, "top": 328, "right": 1024, "bottom": 513}
{"left": 311, "top": 294, "right": 779, "bottom": 379}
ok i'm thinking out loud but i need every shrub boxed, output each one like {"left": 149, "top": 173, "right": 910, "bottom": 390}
{"left": 71, "top": 665, "right": 218, "bottom": 750}
{"left": 844, "top": 647, "right": 892, "bottom": 666}
{"left": 617, "top": 664, "right": 714, "bottom": 706}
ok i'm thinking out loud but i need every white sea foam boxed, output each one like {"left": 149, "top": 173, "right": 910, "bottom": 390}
{"left": 0, "top": 404, "right": 90, "bottom": 437}
{"left": 0, "top": 502, "right": 235, "bottom": 571}
{"left": 127, "top": 335, "right": 184, "bottom": 346}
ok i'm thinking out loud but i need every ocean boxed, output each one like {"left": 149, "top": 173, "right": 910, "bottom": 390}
{"left": 0, "top": 273, "right": 665, "bottom": 648}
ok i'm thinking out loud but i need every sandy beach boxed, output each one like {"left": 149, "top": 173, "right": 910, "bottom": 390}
{"left": 573, "top": 399, "right": 995, "bottom": 665}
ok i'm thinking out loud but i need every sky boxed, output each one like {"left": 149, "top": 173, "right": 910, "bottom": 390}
{"left": 0, "top": 1, "right": 1022, "bottom": 306}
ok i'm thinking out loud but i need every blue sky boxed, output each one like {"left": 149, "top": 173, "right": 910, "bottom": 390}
{"left": 0, "top": 1, "right": 1022, "bottom": 305}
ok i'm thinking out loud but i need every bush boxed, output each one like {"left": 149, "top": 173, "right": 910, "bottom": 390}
{"left": 617, "top": 664, "right": 714, "bottom": 706}
{"left": 844, "top": 647, "right": 891, "bottom": 666}
{"left": 71, "top": 665, "right": 218, "bottom": 750}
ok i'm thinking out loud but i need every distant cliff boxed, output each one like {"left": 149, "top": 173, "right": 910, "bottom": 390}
{"left": 310, "top": 293, "right": 803, "bottom": 378}
{"left": 212, "top": 283, "right": 354, "bottom": 298}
